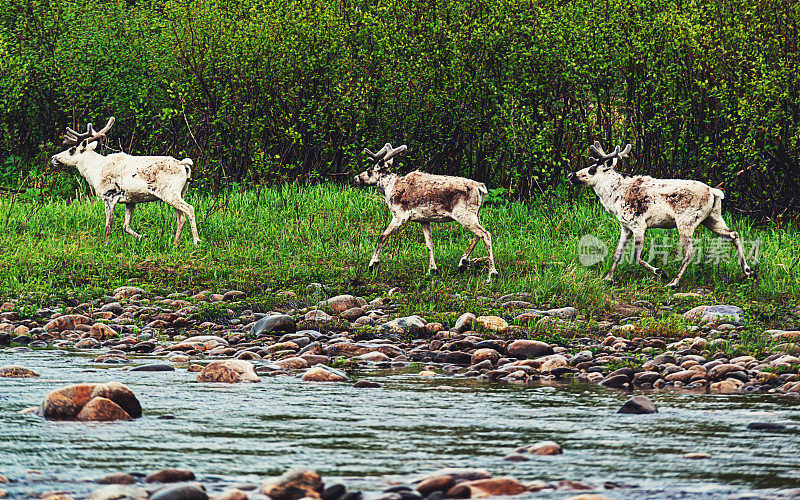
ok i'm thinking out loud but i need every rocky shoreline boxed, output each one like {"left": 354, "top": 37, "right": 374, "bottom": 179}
{"left": 2, "top": 285, "right": 800, "bottom": 499}
{"left": 1, "top": 285, "right": 798, "bottom": 396}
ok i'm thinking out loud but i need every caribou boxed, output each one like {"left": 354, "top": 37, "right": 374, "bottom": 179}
{"left": 568, "top": 141, "right": 754, "bottom": 287}
{"left": 51, "top": 117, "right": 201, "bottom": 245}
{"left": 355, "top": 143, "right": 498, "bottom": 281}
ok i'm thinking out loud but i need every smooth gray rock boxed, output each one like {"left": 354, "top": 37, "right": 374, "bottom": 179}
{"left": 618, "top": 395, "right": 658, "bottom": 414}
{"left": 250, "top": 314, "right": 296, "bottom": 336}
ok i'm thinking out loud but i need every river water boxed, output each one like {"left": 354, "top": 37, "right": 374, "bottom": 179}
{"left": 1, "top": 350, "right": 799, "bottom": 499}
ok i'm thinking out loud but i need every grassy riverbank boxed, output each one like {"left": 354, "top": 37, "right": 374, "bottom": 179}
{"left": 1, "top": 184, "right": 798, "bottom": 326}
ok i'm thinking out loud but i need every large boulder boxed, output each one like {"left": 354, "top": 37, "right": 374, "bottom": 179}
{"left": 683, "top": 305, "right": 744, "bottom": 325}
{"left": 506, "top": 340, "right": 553, "bottom": 359}
{"left": 37, "top": 382, "right": 141, "bottom": 421}
{"left": 77, "top": 397, "right": 132, "bottom": 422}
{"left": 196, "top": 360, "right": 260, "bottom": 383}
{"left": 43, "top": 314, "right": 92, "bottom": 333}
{"left": 250, "top": 315, "right": 296, "bottom": 336}
{"left": 90, "top": 381, "right": 142, "bottom": 418}
{"left": 38, "top": 384, "right": 98, "bottom": 420}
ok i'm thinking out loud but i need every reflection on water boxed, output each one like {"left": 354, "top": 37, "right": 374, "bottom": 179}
{"left": 1, "top": 350, "right": 800, "bottom": 499}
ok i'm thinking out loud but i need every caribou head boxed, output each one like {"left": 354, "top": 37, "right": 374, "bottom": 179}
{"left": 568, "top": 141, "right": 632, "bottom": 186}
{"left": 51, "top": 117, "right": 116, "bottom": 167}
{"left": 355, "top": 142, "right": 408, "bottom": 186}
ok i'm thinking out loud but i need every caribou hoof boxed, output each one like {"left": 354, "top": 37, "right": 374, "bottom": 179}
{"left": 428, "top": 268, "right": 440, "bottom": 275}
{"left": 655, "top": 268, "right": 671, "bottom": 282}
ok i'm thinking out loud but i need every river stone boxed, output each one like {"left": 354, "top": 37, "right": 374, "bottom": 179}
{"left": 100, "top": 302, "right": 124, "bottom": 314}
{"left": 38, "top": 383, "right": 98, "bottom": 420}
{"left": 710, "top": 378, "right": 743, "bottom": 393}
{"left": 274, "top": 357, "right": 310, "bottom": 370}
{"left": 416, "top": 476, "right": 456, "bottom": 496}
{"left": 475, "top": 315, "right": 508, "bottom": 332}
{"left": 434, "top": 351, "right": 472, "bottom": 365}
{"left": 506, "top": 340, "right": 553, "bottom": 359}
{"left": 183, "top": 335, "right": 229, "bottom": 346}
{"left": 0, "top": 365, "right": 40, "bottom": 377}
{"left": 546, "top": 306, "right": 579, "bottom": 319}
{"left": 223, "top": 290, "right": 246, "bottom": 301}
{"left": 446, "top": 478, "right": 528, "bottom": 498}
{"left": 618, "top": 395, "right": 658, "bottom": 414}
{"left": 129, "top": 363, "right": 175, "bottom": 372}
{"left": 114, "top": 286, "right": 147, "bottom": 299}
{"left": 90, "top": 382, "right": 142, "bottom": 418}
{"left": 539, "top": 355, "right": 568, "bottom": 372}
{"left": 354, "top": 380, "right": 382, "bottom": 388}
{"left": 516, "top": 441, "right": 562, "bottom": 455}
{"left": 707, "top": 363, "right": 744, "bottom": 381}
{"left": 357, "top": 351, "right": 392, "bottom": 362}
{"left": 301, "top": 365, "right": 349, "bottom": 382}
{"left": 453, "top": 313, "right": 476, "bottom": 334}
{"left": 96, "top": 473, "right": 136, "bottom": 485}
{"left": 340, "top": 307, "right": 365, "bottom": 321}
{"left": 88, "top": 485, "right": 148, "bottom": 500}
{"left": 683, "top": 305, "right": 744, "bottom": 325}
{"left": 471, "top": 348, "right": 500, "bottom": 365}
{"left": 425, "top": 468, "right": 492, "bottom": 482}
{"left": 150, "top": 484, "right": 208, "bottom": 500}
{"left": 216, "top": 490, "right": 249, "bottom": 500}
{"left": 306, "top": 310, "right": 333, "bottom": 322}
{"left": 261, "top": 468, "right": 324, "bottom": 500}
{"left": 43, "top": 314, "right": 92, "bottom": 333}
{"left": 747, "top": 422, "right": 787, "bottom": 430}
{"left": 197, "top": 360, "right": 260, "bottom": 383}
{"left": 77, "top": 397, "right": 132, "bottom": 421}
{"left": 250, "top": 314, "right": 296, "bottom": 336}
{"left": 379, "top": 315, "right": 427, "bottom": 337}
{"left": 146, "top": 469, "right": 196, "bottom": 483}
{"left": 327, "top": 295, "right": 363, "bottom": 314}
{"left": 90, "top": 323, "right": 117, "bottom": 340}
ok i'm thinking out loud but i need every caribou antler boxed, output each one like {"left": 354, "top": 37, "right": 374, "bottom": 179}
{"left": 589, "top": 141, "right": 632, "bottom": 161}
{"left": 62, "top": 117, "right": 116, "bottom": 148}
{"left": 62, "top": 123, "right": 94, "bottom": 147}
{"left": 363, "top": 143, "right": 391, "bottom": 163}
{"left": 384, "top": 144, "right": 407, "bottom": 162}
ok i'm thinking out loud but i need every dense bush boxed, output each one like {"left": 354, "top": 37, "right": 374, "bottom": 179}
{"left": 0, "top": 0, "right": 798, "bottom": 216}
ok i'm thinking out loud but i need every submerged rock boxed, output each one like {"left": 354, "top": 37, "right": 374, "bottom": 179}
{"left": 515, "top": 441, "right": 563, "bottom": 455}
{"left": 37, "top": 382, "right": 141, "bottom": 421}
{"left": 0, "top": 365, "right": 40, "bottom": 378}
{"left": 146, "top": 468, "right": 196, "bottom": 483}
{"left": 618, "top": 395, "right": 658, "bottom": 414}
{"left": 301, "top": 365, "right": 349, "bottom": 382}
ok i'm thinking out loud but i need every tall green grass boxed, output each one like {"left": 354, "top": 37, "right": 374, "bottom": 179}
{"left": 1, "top": 184, "right": 798, "bottom": 321}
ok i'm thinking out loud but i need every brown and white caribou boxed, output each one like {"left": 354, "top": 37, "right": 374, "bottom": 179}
{"left": 355, "top": 143, "right": 498, "bottom": 281}
{"left": 51, "top": 117, "right": 201, "bottom": 245}
{"left": 568, "top": 141, "right": 754, "bottom": 287}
